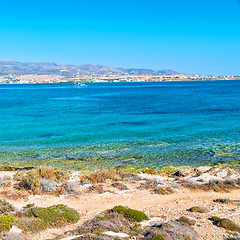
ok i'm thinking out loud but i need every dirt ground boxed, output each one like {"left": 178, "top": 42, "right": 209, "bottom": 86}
{"left": 0, "top": 168, "right": 240, "bottom": 240}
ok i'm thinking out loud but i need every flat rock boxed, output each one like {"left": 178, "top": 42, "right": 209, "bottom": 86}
{"left": 181, "top": 167, "right": 240, "bottom": 184}
{"left": 141, "top": 217, "right": 164, "bottom": 227}
{"left": 1, "top": 232, "right": 27, "bottom": 240}
{"left": 59, "top": 235, "right": 84, "bottom": 240}
{"left": 104, "top": 231, "right": 129, "bottom": 240}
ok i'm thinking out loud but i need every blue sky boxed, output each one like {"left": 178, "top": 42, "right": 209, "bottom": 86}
{"left": 0, "top": 0, "right": 240, "bottom": 75}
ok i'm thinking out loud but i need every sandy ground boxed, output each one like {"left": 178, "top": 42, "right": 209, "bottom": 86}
{"left": 7, "top": 183, "right": 240, "bottom": 239}
{"left": 0, "top": 168, "right": 240, "bottom": 240}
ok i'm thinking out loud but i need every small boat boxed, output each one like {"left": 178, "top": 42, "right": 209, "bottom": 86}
{"left": 75, "top": 82, "right": 86, "bottom": 87}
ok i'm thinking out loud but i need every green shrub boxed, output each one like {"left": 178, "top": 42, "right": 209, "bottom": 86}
{"left": 188, "top": 206, "right": 209, "bottom": 213}
{"left": 28, "top": 204, "right": 79, "bottom": 227}
{"left": 216, "top": 218, "right": 240, "bottom": 231}
{"left": 0, "top": 215, "right": 16, "bottom": 232}
{"left": 112, "top": 205, "right": 148, "bottom": 222}
{"left": 152, "top": 235, "right": 166, "bottom": 240}
{"left": 179, "top": 216, "right": 196, "bottom": 226}
{"left": 0, "top": 199, "right": 15, "bottom": 215}
{"left": 210, "top": 216, "right": 222, "bottom": 222}
{"left": 97, "top": 215, "right": 106, "bottom": 221}
{"left": 214, "top": 198, "right": 231, "bottom": 204}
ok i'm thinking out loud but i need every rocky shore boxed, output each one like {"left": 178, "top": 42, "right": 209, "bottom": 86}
{"left": 0, "top": 166, "right": 239, "bottom": 240}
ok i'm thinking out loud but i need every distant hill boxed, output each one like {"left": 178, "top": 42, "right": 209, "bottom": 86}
{"left": 0, "top": 60, "right": 180, "bottom": 76}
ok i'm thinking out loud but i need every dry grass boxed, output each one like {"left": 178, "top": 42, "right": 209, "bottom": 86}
{"left": 111, "top": 182, "right": 129, "bottom": 190}
{"left": 0, "top": 176, "right": 12, "bottom": 188}
{"left": 13, "top": 167, "right": 69, "bottom": 194}
{"left": 152, "top": 186, "right": 175, "bottom": 195}
{"left": 79, "top": 170, "right": 141, "bottom": 185}
{"left": 141, "top": 169, "right": 157, "bottom": 175}
{"left": 137, "top": 180, "right": 174, "bottom": 195}
{"left": 87, "top": 184, "right": 106, "bottom": 194}
{"left": 0, "top": 190, "right": 28, "bottom": 200}
{"left": 137, "top": 180, "right": 161, "bottom": 190}
{"left": 0, "top": 199, "right": 15, "bottom": 215}
{"left": 79, "top": 170, "right": 119, "bottom": 184}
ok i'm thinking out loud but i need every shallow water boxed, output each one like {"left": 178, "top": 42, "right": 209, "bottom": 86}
{"left": 0, "top": 81, "right": 240, "bottom": 169}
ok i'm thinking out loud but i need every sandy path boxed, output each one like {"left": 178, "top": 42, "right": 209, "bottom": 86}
{"left": 7, "top": 185, "right": 240, "bottom": 240}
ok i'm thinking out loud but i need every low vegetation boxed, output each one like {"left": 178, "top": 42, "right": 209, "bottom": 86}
{"left": 112, "top": 205, "right": 148, "bottom": 222}
{"left": 137, "top": 180, "right": 161, "bottom": 190}
{"left": 178, "top": 216, "right": 196, "bottom": 226}
{"left": 0, "top": 166, "right": 239, "bottom": 239}
{"left": 0, "top": 176, "right": 12, "bottom": 187}
{"left": 210, "top": 216, "right": 222, "bottom": 222}
{"left": 151, "top": 235, "right": 166, "bottom": 240}
{"left": 87, "top": 184, "right": 106, "bottom": 194}
{"left": 188, "top": 206, "right": 209, "bottom": 213}
{"left": 68, "top": 207, "right": 134, "bottom": 236}
{"left": 0, "top": 190, "right": 28, "bottom": 200}
{"left": 0, "top": 215, "right": 16, "bottom": 232}
{"left": 1, "top": 203, "right": 80, "bottom": 235}
{"left": 14, "top": 167, "right": 69, "bottom": 194}
{"left": 17, "top": 218, "right": 47, "bottom": 233}
{"left": 216, "top": 219, "right": 240, "bottom": 231}
{"left": 111, "top": 182, "right": 129, "bottom": 190}
{"left": 27, "top": 204, "right": 79, "bottom": 228}
{"left": 213, "top": 198, "right": 231, "bottom": 204}
{"left": 0, "top": 199, "right": 15, "bottom": 215}
{"left": 137, "top": 180, "right": 175, "bottom": 195}
{"left": 152, "top": 186, "right": 174, "bottom": 195}
{"left": 79, "top": 170, "right": 118, "bottom": 184}
{"left": 210, "top": 216, "right": 240, "bottom": 231}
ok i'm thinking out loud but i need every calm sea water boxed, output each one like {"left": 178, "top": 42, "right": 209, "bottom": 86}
{"left": 1, "top": 81, "right": 240, "bottom": 169}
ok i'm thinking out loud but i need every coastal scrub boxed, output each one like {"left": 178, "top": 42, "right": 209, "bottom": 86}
{"left": 210, "top": 217, "right": 240, "bottom": 232}
{"left": 0, "top": 215, "right": 16, "bottom": 232}
{"left": 112, "top": 205, "right": 148, "bottom": 222}
{"left": 27, "top": 204, "right": 79, "bottom": 227}
{"left": 14, "top": 167, "right": 69, "bottom": 194}
{"left": 0, "top": 199, "right": 15, "bottom": 215}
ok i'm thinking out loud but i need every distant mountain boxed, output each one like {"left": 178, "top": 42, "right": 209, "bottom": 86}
{"left": 0, "top": 60, "right": 180, "bottom": 76}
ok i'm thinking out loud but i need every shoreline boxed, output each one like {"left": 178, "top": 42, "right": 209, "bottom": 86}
{"left": 1, "top": 79, "right": 240, "bottom": 85}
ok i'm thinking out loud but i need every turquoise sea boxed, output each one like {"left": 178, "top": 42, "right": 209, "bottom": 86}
{"left": 0, "top": 81, "right": 240, "bottom": 170}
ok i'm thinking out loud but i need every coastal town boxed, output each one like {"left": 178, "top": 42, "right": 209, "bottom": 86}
{"left": 0, "top": 74, "right": 240, "bottom": 84}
